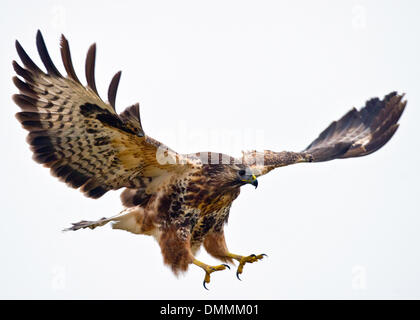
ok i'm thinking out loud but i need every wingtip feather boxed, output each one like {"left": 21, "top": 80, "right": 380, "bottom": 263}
{"left": 36, "top": 30, "right": 62, "bottom": 77}
{"left": 59, "top": 33, "right": 82, "bottom": 84}
{"left": 85, "top": 43, "right": 99, "bottom": 95}
{"left": 108, "top": 71, "right": 122, "bottom": 110}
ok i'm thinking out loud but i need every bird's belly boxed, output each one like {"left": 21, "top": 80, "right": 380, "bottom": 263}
{"left": 190, "top": 208, "right": 229, "bottom": 248}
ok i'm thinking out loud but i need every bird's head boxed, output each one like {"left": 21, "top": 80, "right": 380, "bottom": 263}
{"left": 214, "top": 164, "right": 258, "bottom": 189}
{"left": 200, "top": 153, "right": 259, "bottom": 190}
{"left": 236, "top": 166, "right": 258, "bottom": 189}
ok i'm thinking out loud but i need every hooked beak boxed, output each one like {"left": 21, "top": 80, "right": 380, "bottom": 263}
{"left": 242, "top": 174, "right": 258, "bottom": 189}
{"left": 251, "top": 178, "right": 258, "bottom": 189}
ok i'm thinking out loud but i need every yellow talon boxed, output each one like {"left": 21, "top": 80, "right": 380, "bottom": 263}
{"left": 228, "top": 253, "right": 267, "bottom": 280}
{"left": 193, "top": 259, "right": 230, "bottom": 290}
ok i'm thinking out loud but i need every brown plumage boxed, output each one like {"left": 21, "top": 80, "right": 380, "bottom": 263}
{"left": 13, "top": 31, "right": 406, "bottom": 287}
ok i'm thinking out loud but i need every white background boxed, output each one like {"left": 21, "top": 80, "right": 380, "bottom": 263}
{"left": 0, "top": 0, "right": 419, "bottom": 299}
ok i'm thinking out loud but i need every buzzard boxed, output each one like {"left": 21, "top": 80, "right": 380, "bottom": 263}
{"left": 13, "top": 31, "right": 406, "bottom": 289}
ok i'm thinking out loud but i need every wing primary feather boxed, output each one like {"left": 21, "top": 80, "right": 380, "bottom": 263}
{"left": 15, "top": 40, "right": 43, "bottom": 73}
{"left": 362, "top": 124, "right": 399, "bottom": 156}
{"left": 133, "top": 103, "right": 141, "bottom": 120}
{"left": 12, "top": 60, "right": 34, "bottom": 82}
{"left": 108, "top": 71, "right": 122, "bottom": 110}
{"left": 60, "top": 34, "right": 82, "bottom": 84}
{"left": 85, "top": 43, "right": 99, "bottom": 95}
{"left": 36, "top": 30, "right": 62, "bottom": 77}
{"left": 12, "top": 76, "right": 38, "bottom": 99}
{"left": 132, "top": 102, "right": 143, "bottom": 132}
{"left": 119, "top": 103, "right": 144, "bottom": 136}
{"left": 12, "top": 93, "right": 38, "bottom": 111}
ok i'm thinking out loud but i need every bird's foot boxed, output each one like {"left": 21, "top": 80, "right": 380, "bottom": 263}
{"left": 202, "top": 264, "right": 230, "bottom": 290}
{"left": 193, "top": 259, "right": 230, "bottom": 290}
{"left": 232, "top": 253, "right": 267, "bottom": 280}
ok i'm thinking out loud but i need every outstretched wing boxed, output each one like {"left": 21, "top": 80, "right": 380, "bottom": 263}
{"left": 244, "top": 92, "right": 406, "bottom": 175}
{"left": 13, "top": 31, "right": 181, "bottom": 198}
{"left": 303, "top": 92, "right": 406, "bottom": 161}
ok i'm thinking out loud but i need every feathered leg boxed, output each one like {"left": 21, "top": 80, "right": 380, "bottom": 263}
{"left": 203, "top": 231, "right": 266, "bottom": 280}
{"left": 158, "top": 227, "right": 229, "bottom": 289}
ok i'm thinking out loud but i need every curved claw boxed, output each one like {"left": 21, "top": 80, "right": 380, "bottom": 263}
{"left": 200, "top": 263, "right": 229, "bottom": 290}
{"left": 234, "top": 253, "right": 267, "bottom": 281}
{"left": 203, "top": 281, "right": 209, "bottom": 290}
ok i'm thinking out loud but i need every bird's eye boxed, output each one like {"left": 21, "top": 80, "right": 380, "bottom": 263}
{"left": 238, "top": 169, "right": 246, "bottom": 176}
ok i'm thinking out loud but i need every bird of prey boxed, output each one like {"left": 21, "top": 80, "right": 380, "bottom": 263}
{"left": 13, "top": 31, "right": 406, "bottom": 289}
